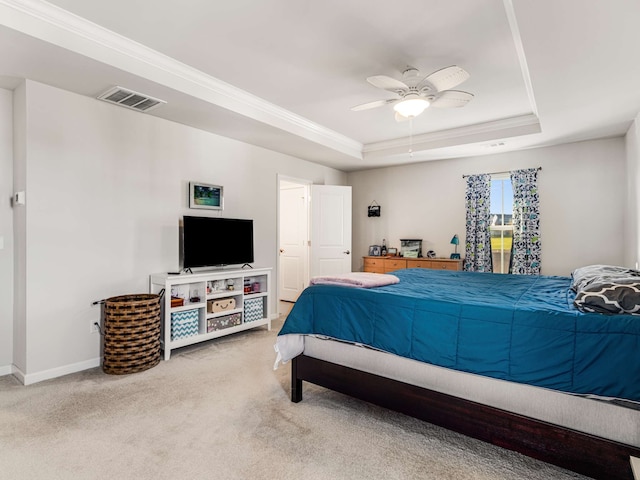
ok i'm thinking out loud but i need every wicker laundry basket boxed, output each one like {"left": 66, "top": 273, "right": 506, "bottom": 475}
{"left": 103, "top": 293, "right": 161, "bottom": 375}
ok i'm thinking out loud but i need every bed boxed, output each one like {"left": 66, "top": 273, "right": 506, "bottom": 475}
{"left": 275, "top": 268, "right": 640, "bottom": 480}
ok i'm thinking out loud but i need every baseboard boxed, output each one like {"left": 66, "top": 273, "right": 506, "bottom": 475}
{"left": 11, "top": 365, "right": 26, "bottom": 384}
{"left": 0, "top": 364, "right": 13, "bottom": 376}
{"left": 18, "top": 357, "right": 101, "bottom": 385}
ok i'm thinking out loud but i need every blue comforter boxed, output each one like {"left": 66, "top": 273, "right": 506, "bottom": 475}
{"left": 278, "top": 268, "right": 640, "bottom": 401}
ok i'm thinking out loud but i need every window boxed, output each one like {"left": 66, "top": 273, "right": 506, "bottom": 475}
{"left": 490, "top": 175, "right": 513, "bottom": 274}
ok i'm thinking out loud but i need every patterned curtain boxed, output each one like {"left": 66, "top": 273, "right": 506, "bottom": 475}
{"left": 510, "top": 168, "right": 541, "bottom": 275}
{"left": 464, "top": 174, "right": 492, "bottom": 272}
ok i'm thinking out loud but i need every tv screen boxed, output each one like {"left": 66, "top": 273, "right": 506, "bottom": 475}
{"left": 181, "top": 216, "right": 254, "bottom": 269}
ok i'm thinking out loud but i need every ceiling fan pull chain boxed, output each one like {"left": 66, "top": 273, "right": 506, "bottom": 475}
{"left": 409, "top": 118, "right": 414, "bottom": 158}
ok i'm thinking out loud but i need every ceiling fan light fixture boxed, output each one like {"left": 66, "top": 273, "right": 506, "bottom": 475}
{"left": 393, "top": 95, "right": 430, "bottom": 118}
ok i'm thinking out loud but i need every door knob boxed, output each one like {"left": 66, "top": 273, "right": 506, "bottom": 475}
{"left": 343, "top": 250, "right": 350, "bottom": 255}
{"left": 279, "top": 248, "right": 285, "bottom": 253}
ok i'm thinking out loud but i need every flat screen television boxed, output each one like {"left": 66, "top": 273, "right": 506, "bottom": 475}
{"left": 181, "top": 216, "right": 254, "bottom": 269}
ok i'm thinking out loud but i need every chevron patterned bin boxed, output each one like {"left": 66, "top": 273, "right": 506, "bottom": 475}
{"left": 171, "top": 309, "right": 199, "bottom": 340}
{"left": 244, "top": 297, "right": 264, "bottom": 323}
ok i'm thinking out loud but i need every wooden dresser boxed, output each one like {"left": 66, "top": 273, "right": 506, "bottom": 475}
{"left": 363, "top": 256, "right": 463, "bottom": 273}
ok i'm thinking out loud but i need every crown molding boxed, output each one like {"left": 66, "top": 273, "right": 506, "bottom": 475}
{"left": 0, "top": 0, "right": 363, "bottom": 159}
{"left": 362, "top": 113, "right": 541, "bottom": 158}
{"left": 503, "top": 0, "right": 538, "bottom": 117}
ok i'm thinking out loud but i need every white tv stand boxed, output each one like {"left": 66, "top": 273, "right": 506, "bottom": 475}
{"left": 149, "top": 267, "right": 272, "bottom": 360}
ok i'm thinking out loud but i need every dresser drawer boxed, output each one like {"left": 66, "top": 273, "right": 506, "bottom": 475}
{"left": 363, "top": 257, "right": 385, "bottom": 273}
{"left": 384, "top": 258, "right": 407, "bottom": 272}
{"left": 364, "top": 257, "right": 384, "bottom": 268}
{"left": 429, "top": 260, "right": 460, "bottom": 271}
{"left": 406, "top": 260, "right": 428, "bottom": 269}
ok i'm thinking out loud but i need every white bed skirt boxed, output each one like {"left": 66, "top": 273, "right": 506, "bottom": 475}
{"left": 299, "top": 335, "right": 640, "bottom": 448}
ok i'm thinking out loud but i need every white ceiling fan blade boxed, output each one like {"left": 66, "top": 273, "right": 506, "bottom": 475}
{"left": 350, "top": 98, "right": 397, "bottom": 111}
{"left": 422, "top": 66, "right": 469, "bottom": 92}
{"left": 430, "top": 90, "right": 474, "bottom": 108}
{"left": 366, "top": 75, "right": 409, "bottom": 93}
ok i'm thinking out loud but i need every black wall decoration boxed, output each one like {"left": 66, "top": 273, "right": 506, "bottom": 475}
{"left": 368, "top": 201, "right": 381, "bottom": 217}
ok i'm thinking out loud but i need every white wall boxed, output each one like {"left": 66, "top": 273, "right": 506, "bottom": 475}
{"left": 348, "top": 137, "right": 627, "bottom": 276}
{"left": 14, "top": 80, "right": 346, "bottom": 383}
{"left": 0, "top": 88, "right": 13, "bottom": 373}
{"left": 625, "top": 115, "right": 640, "bottom": 268}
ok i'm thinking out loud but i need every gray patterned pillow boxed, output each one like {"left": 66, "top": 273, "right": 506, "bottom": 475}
{"left": 574, "top": 280, "right": 640, "bottom": 315}
{"left": 571, "top": 264, "right": 640, "bottom": 292}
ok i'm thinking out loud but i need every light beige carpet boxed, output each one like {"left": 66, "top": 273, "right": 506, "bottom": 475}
{"left": 0, "top": 317, "right": 587, "bottom": 480}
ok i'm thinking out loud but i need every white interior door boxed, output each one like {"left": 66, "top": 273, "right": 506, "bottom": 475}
{"left": 310, "top": 185, "right": 352, "bottom": 277}
{"left": 279, "top": 181, "right": 309, "bottom": 302}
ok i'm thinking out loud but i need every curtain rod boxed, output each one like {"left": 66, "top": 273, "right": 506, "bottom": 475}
{"left": 462, "top": 166, "right": 542, "bottom": 179}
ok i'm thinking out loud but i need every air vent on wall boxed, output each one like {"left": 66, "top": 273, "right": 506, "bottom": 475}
{"left": 97, "top": 86, "right": 166, "bottom": 113}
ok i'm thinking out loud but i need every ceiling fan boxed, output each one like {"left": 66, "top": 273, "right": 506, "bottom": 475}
{"left": 351, "top": 65, "right": 473, "bottom": 120}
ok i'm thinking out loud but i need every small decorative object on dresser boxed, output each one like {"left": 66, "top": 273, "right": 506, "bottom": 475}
{"left": 450, "top": 234, "right": 461, "bottom": 259}
{"left": 387, "top": 247, "right": 397, "bottom": 256}
{"left": 369, "top": 245, "right": 381, "bottom": 256}
{"left": 400, "top": 239, "right": 422, "bottom": 258}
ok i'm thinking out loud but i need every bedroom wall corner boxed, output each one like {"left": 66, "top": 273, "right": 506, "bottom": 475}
{"left": 0, "top": 86, "right": 14, "bottom": 373}
{"left": 12, "top": 81, "right": 27, "bottom": 376}
{"left": 625, "top": 114, "right": 640, "bottom": 269}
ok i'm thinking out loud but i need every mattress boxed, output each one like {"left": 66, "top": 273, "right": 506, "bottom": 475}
{"left": 277, "top": 268, "right": 640, "bottom": 401}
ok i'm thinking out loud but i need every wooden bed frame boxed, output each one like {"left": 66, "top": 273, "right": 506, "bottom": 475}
{"left": 291, "top": 354, "right": 640, "bottom": 480}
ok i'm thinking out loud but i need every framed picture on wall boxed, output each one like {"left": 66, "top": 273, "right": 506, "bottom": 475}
{"left": 189, "top": 182, "right": 223, "bottom": 210}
